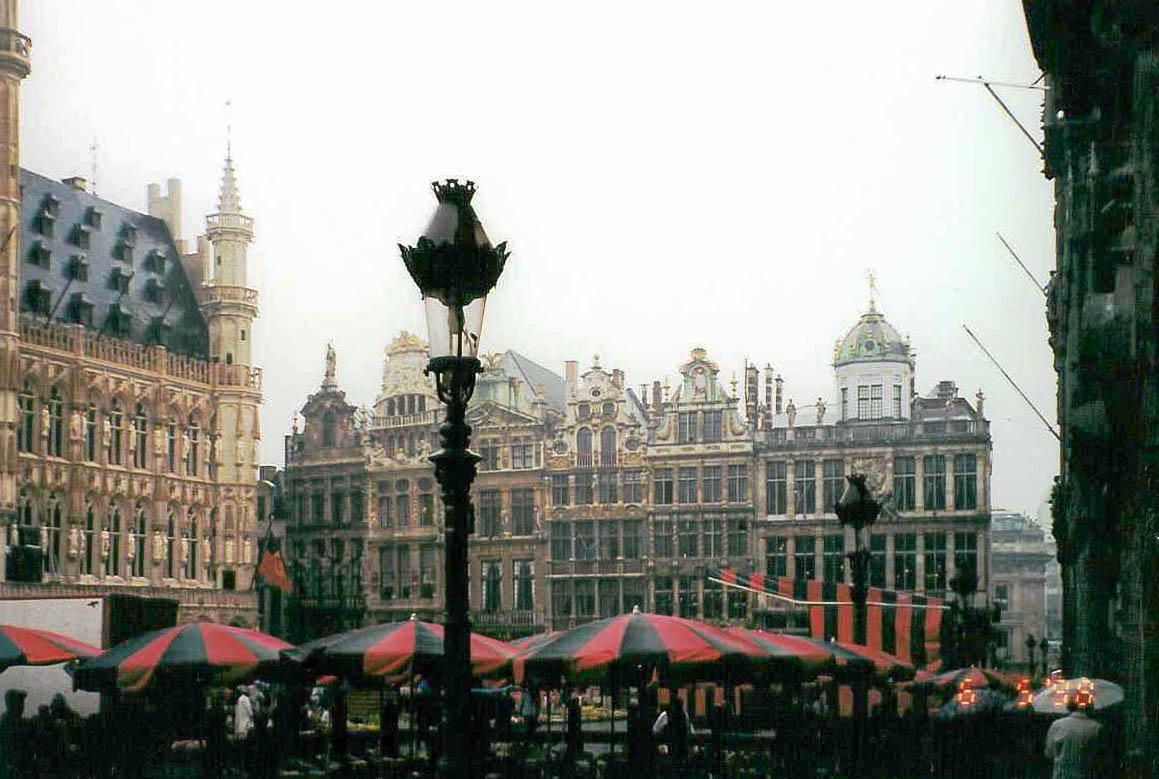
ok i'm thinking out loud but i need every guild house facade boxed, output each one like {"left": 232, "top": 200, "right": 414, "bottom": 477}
{"left": 0, "top": 1, "right": 262, "bottom": 624}
{"left": 285, "top": 294, "right": 992, "bottom": 637}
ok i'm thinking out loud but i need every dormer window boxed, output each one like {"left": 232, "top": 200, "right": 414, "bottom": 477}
{"left": 144, "top": 278, "right": 166, "bottom": 304}
{"left": 68, "top": 293, "right": 94, "bottom": 327}
{"left": 68, "top": 255, "right": 89, "bottom": 282}
{"left": 115, "top": 242, "right": 133, "bottom": 263}
{"left": 121, "top": 224, "right": 137, "bottom": 247}
{"left": 105, "top": 303, "right": 131, "bottom": 338}
{"left": 41, "top": 195, "right": 59, "bottom": 217}
{"left": 26, "top": 242, "right": 50, "bottom": 269}
{"left": 71, "top": 224, "right": 91, "bottom": 250}
{"left": 38, "top": 209, "right": 55, "bottom": 239}
{"left": 22, "top": 280, "right": 51, "bottom": 316}
{"left": 108, "top": 267, "right": 132, "bottom": 295}
{"left": 86, "top": 207, "right": 103, "bottom": 230}
{"left": 144, "top": 249, "right": 166, "bottom": 273}
{"left": 148, "top": 316, "right": 171, "bottom": 344}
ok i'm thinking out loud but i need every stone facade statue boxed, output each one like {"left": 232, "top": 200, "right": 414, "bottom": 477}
{"left": 126, "top": 536, "right": 135, "bottom": 561}
{"left": 39, "top": 406, "right": 49, "bottom": 440}
{"left": 152, "top": 530, "right": 165, "bottom": 561}
{"left": 202, "top": 537, "right": 212, "bottom": 566}
{"left": 786, "top": 399, "right": 797, "bottom": 427}
{"left": 243, "top": 538, "right": 252, "bottom": 564}
{"left": 8, "top": 523, "right": 17, "bottom": 546}
{"left": 182, "top": 431, "right": 192, "bottom": 462}
{"left": 816, "top": 397, "right": 826, "bottom": 424}
{"left": 39, "top": 525, "right": 47, "bottom": 551}
{"left": 235, "top": 437, "right": 245, "bottom": 464}
{"left": 225, "top": 539, "right": 235, "bottom": 564}
{"left": 101, "top": 417, "right": 112, "bottom": 451}
{"left": 70, "top": 410, "right": 84, "bottom": 442}
{"left": 100, "top": 530, "right": 110, "bottom": 560}
{"left": 68, "top": 526, "right": 80, "bottom": 559}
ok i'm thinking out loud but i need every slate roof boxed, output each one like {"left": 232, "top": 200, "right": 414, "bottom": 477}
{"left": 19, "top": 170, "right": 209, "bottom": 359}
{"left": 505, "top": 350, "right": 565, "bottom": 411}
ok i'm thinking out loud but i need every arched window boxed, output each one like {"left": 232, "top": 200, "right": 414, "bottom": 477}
{"left": 105, "top": 503, "right": 121, "bottom": 576}
{"left": 184, "top": 511, "right": 198, "bottom": 579}
{"left": 321, "top": 411, "right": 336, "bottom": 447}
{"left": 82, "top": 503, "right": 96, "bottom": 575}
{"left": 133, "top": 402, "right": 148, "bottom": 469}
{"left": 48, "top": 386, "right": 63, "bottom": 457}
{"left": 17, "top": 379, "right": 34, "bottom": 452}
{"left": 165, "top": 509, "right": 176, "bottom": 579}
{"left": 599, "top": 427, "right": 617, "bottom": 467}
{"left": 108, "top": 400, "right": 123, "bottom": 465}
{"left": 186, "top": 415, "right": 200, "bottom": 476}
{"left": 386, "top": 398, "right": 395, "bottom": 416}
{"left": 46, "top": 497, "right": 62, "bottom": 576}
{"left": 576, "top": 428, "right": 593, "bottom": 467}
{"left": 132, "top": 503, "right": 147, "bottom": 577}
{"left": 85, "top": 403, "right": 97, "bottom": 462}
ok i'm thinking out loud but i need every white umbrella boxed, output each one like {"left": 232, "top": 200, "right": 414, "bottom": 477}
{"left": 1031, "top": 677, "right": 1123, "bottom": 715}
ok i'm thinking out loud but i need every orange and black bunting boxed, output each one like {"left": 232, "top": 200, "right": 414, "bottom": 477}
{"left": 257, "top": 548, "right": 293, "bottom": 594}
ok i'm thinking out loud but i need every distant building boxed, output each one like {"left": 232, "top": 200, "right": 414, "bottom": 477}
{"left": 989, "top": 511, "right": 1052, "bottom": 668}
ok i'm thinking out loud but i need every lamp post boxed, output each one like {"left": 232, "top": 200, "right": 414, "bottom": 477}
{"left": 1025, "top": 633, "right": 1037, "bottom": 674}
{"left": 835, "top": 474, "right": 880, "bottom": 645}
{"left": 399, "top": 179, "right": 509, "bottom": 778}
{"left": 1039, "top": 635, "right": 1049, "bottom": 678}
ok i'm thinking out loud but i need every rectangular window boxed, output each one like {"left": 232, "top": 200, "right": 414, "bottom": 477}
{"left": 575, "top": 580, "right": 596, "bottom": 617}
{"left": 351, "top": 491, "right": 365, "bottom": 523}
{"left": 701, "top": 515, "right": 723, "bottom": 558}
{"left": 653, "top": 577, "right": 674, "bottom": 616}
{"left": 795, "top": 536, "right": 816, "bottom": 581}
{"left": 841, "top": 387, "right": 848, "bottom": 421}
{"left": 598, "top": 579, "right": 619, "bottom": 617}
{"left": 727, "top": 464, "right": 748, "bottom": 502}
{"left": 551, "top": 474, "right": 569, "bottom": 506}
{"left": 954, "top": 454, "right": 978, "bottom": 510}
{"left": 893, "top": 456, "right": 916, "bottom": 511}
{"left": 727, "top": 517, "right": 747, "bottom": 557}
{"left": 418, "top": 493, "right": 434, "bottom": 526}
{"left": 678, "top": 517, "right": 698, "bottom": 558}
{"left": 702, "top": 410, "right": 723, "bottom": 442}
{"left": 702, "top": 466, "right": 722, "bottom": 502}
{"left": 870, "top": 534, "right": 887, "bottom": 588}
{"left": 894, "top": 533, "right": 917, "bottom": 590}
{"left": 608, "top": 520, "right": 635, "bottom": 562}
{"left": 677, "top": 467, "right": 698, "bottom": 503}
{"left": 514, "top": 560, "right": 534, "bottom": 611}
{"left": 623, "top": 470, "right": 645, "bottom": 503}
{"left": 924, "top": 455, "right": 946, "bottom": 510}
{"left": 765, "top": 462, "right": 787, "bottom": 515}
{"left": 552, "top": 581, "right": 572, "bottom": 619}
{"left": 703, "top": 578, "right": 723, "bottom": 619}
{"left": 653, "top": 468, "right": 674, "bottom": 505}
{"left": 511, "top": 441, "right": 535, "bottom": 469}
{"left": 623, "top": 578, "right": 645, "bottom": 613}
{"left": 766, "top": 536, "right": 787, "bottom": 577}
{"left": 420, "top": 547, "right": 436, "bottom": 598}
{"left": 311, "top": 493, "right": 325, "bottom": 524}
{"left": 574, "top": 521, "right": 596, "bottom": 561}
{"left": 397, "top": 546, "right": 411, "bottom": 598}
{"left": 870, "top": 384, "right": 883, "bottom": 419}
{"left": 994, "top": 584, "right": 1009, "bottom": 612}
{"left": 954, "top": 531, "right": 978, "bottom": 585}
{"left": 482, "top": 561, "right": 502, "bottom": 613}
{"left": 924, "top": 531, "right": 947, "bottom": 594}
{"left": 727, "top": 589, "right": 748, "bottom": 620}
{"left": 893, "top": 384, "right": 903, "bottom": 418}
{"left": 550, "top": 521, "right": 572, "bottom": 560}
{"left": 793, "top": 460, "right": 816, "bottom": 515}
{"left": 379, "top": 547, "right": 394, "bottom": 599}
{"left": 396, "top": 492, "right": 411, "bottom": 527}
{"left": 331, "top": 492, "right": 345, "bottom": 524}
{"left": 857, "top": 385, "right": 869, "bottom": 419}
{"left": 378, "top": 492, "right": 391, "bottom": 528}
{"left": 822, "top": 534, "right": 845, "bottom": 583}
{"left": 597, "top": 470, "right": 618, "bottom": 504}
{"left": 822, "top": 459, "right": 844, "bottom": 515}
{"left": 511, "top": 489, "right": 535, "bottom": 536}
{"left": 652, "top": 516, "right": 674, "bottom": 558}
{"left": 599, "top": 521, "right": 619, "bottom": 561}
{"left": 479, "top": 442, "right": 499, "bottom": 471}
{"left": 574, "top": 471, "right": 594, "bottom": 505}
{"left": 678, "top": 412, "right": 697, "bottom": 443}
{"left": 479, "top": 490, "right": 502, "bottom": 537}
{"left": 679, "top": 575, "right": 699, "bottom": 618}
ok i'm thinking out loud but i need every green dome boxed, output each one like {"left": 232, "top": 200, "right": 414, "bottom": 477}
{"left": 833, "top": 303, "right": 912, "bottom": 366}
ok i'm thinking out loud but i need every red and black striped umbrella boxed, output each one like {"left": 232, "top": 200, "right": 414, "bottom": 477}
{"left": 72, "top": 623, "right": 295, "bottom": 693}
{"left": 0, "top": 625, "right": 100, "bottom": 672}
{"left": 914, "top": 666, "right": 1018, "bottom": 695}
{"left": 792, "top": 636, "right": 914, "bottom": 681}
{"left": 513, "top": 607, "right": 767, "bottom": 685}
{"left": 303, "top": 616, "right": 516, "bottom": 683}
{"left": 508, "top": 631, "right": 560, "bottom": 652}
{"left": 726, "top": 628, "right": 836, "bottom": 679}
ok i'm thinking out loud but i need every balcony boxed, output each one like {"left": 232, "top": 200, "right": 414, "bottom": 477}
{"left": 471, "top": 609, "right": 545, "bottom": 635}
{"left": 576, "top": 453, "right": 593, "bottom": 468}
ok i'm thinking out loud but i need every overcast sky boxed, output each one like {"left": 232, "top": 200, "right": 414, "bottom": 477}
{"left": 20, "top": 2, "right": 1057, "bottom": 520}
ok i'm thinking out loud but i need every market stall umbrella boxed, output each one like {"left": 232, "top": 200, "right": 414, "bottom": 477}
{"left": 302, "top": 615, "right": 517, "bottom": 683}
{"left": 1031, "top": 677, "right": 1123, "bottom": 715}
{"left": 0, "top": 624, "right": 100, "bottom": 672}
{"left": 913, "top": 666, "right": 1019, "bottom": 695}
{"left": 508, "top": 632, "right": 559, "bottom": 652}
{"left": 513, "top": 607, "right": 768, "bottom": 686}
{"left": 725, "top": 628, "right": 836, "bottom": 680}
{"left": 932, "top": 688, "right": 1010, "bottom": 720}
{"left": 787, "top": 636, "right": 914, "bottom": 682}
{"left": 72, "top": 623, "right": 296, "bottom": 693}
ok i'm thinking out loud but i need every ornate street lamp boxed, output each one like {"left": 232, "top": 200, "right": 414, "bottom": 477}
{"left": 835, "top": 474, "right": 880, "bottom": 645}
{"left": 399, "top": 179, "right": 509, "bottom": 777}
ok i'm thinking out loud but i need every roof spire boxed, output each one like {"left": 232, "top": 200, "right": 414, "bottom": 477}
{"left": 217, "top": 99, "right": 242, "bottom": 214}
{"left": 866, "top": 268, "right": 878, "bottom": 314}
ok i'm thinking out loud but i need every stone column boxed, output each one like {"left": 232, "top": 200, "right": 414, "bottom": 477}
{"left": 885, "top": 534, "right": 896, "bottom": 588}
{"left": 946, "top": 457, "right": 956, "bottom": 511}
{"left": 785, "top": 461, "right": 796, "bottom": 516}
{"left": 915, "top": 532, "right": 926, "bottom": 592}
{"left": 945, "top": 529, "right": 956, "bottom": 582}
{"left": 915, "top": 456, "right": 925, "bottom": 511}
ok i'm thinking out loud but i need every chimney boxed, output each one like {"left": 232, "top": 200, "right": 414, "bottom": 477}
{"left": 763, "top": 365, "right": 773, "bottom": 413}
{"left": 565, "top": 360, "right": 579, "bottom": 395}
{"left": 652, "top": 380, "right": 663, "bottom": 416}
{"left": 612, "top": 368, "right": 623, "bottom": 389}
{"left": 62, "top": 176, "right": 87, "bottom": 192}
{"left": 745, "top": 364, "right": 759, "bottom": 422}
{"left": 147, "top": 177, "right": 183, "bottom": 243}
{"left": 975, "top": 389, "right": 985, "bottom": 417}
{"left": 936, "top": 380, "right": 958, "bottom": 400}
{"left": 775, "top": 375, "right": 784, "bottom": 414}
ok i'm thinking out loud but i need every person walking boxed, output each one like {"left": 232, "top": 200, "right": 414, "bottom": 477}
{"left": 1044, "top": 695, "right": 1103, "bottom": 779}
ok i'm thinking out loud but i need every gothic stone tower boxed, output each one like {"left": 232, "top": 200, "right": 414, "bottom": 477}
{"left": 199, "top": 153, "right": 261, "bottom": 511}
{"left": 0, "top": 1, "right": 29, "bottom": 522}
